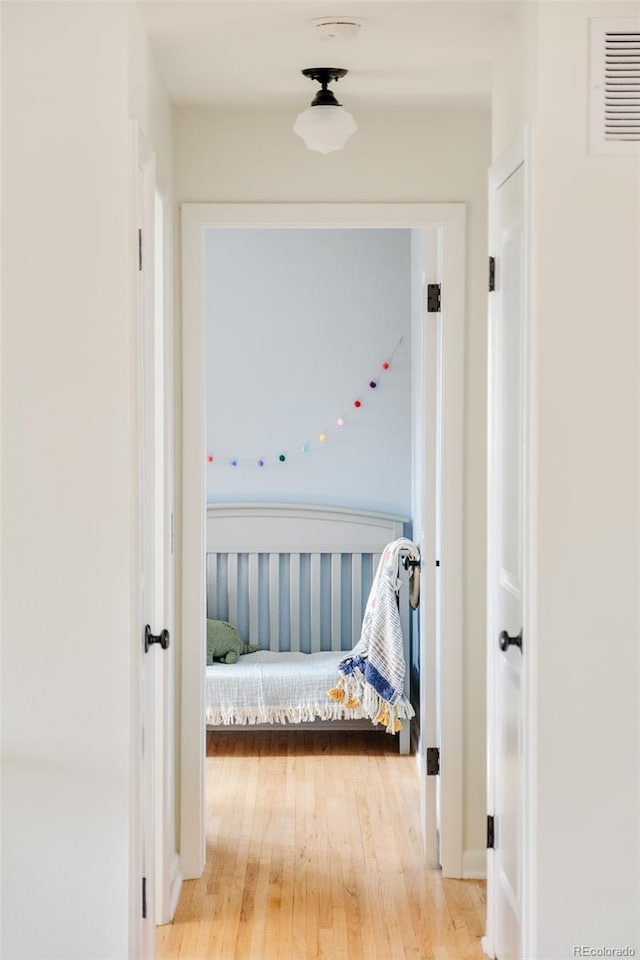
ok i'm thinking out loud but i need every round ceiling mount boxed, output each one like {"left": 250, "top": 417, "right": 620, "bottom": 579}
{"left": 301, "top": 67, "right": 348, "bottom": 84}
{"left": 301, "top": 67, "right": 348, "bottom": 107}
{"left": 311, "top": 17, "right": 364, "bottom": 41}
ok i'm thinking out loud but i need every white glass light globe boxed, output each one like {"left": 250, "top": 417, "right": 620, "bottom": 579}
{"left": 293, "top": 105, "right": 357, "bottom": 154}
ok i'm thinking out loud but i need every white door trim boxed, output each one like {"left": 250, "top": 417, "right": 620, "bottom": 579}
{"left": 483, "top": 126, "right": 536, "bottom": 959}
{"left": 152, "top": 188, "right": 183, "bottom": 927}
{"left": 180, "top": 202, "right": 466, "bottom": 880}
{"left": 130, "top": 121, "right": 157, "bottom": 960}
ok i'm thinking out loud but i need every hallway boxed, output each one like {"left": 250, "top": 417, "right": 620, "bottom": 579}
{"left": 158, "top": 731, "right": 486, "bottom": 960}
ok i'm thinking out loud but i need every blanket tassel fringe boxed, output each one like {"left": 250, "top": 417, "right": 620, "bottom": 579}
{"left": 327, "top": 675, "right": 413, "bottom": 735}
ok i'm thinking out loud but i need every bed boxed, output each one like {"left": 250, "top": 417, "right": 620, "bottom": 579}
{"left": 205, "top": 502, "right": 416, "bottom": 754}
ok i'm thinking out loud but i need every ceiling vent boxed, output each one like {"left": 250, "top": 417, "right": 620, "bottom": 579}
{"left": 590, "top": 18, "right": 640, "bottom": 154}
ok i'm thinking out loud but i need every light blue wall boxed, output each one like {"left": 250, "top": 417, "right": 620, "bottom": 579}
{"left": 205, "top": 228, "right": 412, "bottom": 518}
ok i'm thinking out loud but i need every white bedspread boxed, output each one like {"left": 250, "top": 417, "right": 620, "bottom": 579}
{"left": 205, "top": 650, "right": 369, "bottom": 726}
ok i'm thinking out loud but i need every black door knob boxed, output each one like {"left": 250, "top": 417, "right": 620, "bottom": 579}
{"left": 145, "top": 625, "right": 170, "bottom": 653}
{"left": 498, "top": 629, "right": 523, "bottom": 652}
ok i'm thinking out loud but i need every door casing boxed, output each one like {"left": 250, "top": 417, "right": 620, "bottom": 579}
{"left": 131, "top": 123, "right": 157, "bottom": 960}
{"left": 180, "top": 202, "right": 466, "bottom": 880}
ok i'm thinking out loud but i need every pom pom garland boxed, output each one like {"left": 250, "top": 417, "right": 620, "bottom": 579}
{"left": 206, "top": 335, "right": 404, "bottom": 468}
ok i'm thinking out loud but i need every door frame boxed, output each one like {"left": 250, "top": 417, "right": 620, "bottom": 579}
{"left": 130, "top": 122, "right": 157, "bottom": 960}
{"left": 180, "top": 202, "right": 466, "bottom": 880}
{"left": 484, "top": 127, "right": 536, "bottom": 959}
{"left": 152, "top": 188, "right": 183, "bottom": 926}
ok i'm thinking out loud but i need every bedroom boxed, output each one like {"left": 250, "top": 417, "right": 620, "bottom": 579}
{"left": 202, "top": 225, "right": 417, "bottom": 739}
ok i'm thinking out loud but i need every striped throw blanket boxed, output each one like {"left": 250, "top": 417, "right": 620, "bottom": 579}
{"left": 328, "top": 537, "right": 419, "bottom": 734}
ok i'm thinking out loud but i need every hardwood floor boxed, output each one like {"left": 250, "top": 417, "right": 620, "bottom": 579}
{"left": 157, "top": 731, "right": 486, "bottom": 960}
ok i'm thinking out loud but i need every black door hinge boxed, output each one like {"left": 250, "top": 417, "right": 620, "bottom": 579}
{"left": 487, "top": 815, "right": 495, "bottom": 849}
{"left": 489, "top": 256, "right": 496, "bottom": 292}
{"left": 142, "top": 876, "right": 147, "bottom": 919}
{"left": 427, "top": 283, "right": 441, "bottom": 313}
{"left": 426, "top": 746, "right": 440, "bottom": 776}
{"left": 138, "top": 228, "right": 143, "bottom": 272}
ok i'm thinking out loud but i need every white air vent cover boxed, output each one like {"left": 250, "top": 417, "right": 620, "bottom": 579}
{"left": 590, "top": 18, "right": 640, "bottom": 154}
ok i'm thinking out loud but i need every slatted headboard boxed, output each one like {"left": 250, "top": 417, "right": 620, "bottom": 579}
{"left": 205, "top": 503, "right": 409, "bottom": 657}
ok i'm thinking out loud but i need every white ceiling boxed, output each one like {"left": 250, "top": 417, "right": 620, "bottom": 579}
{"left": 137, "top": 1, "right": 516, "bottom": 108}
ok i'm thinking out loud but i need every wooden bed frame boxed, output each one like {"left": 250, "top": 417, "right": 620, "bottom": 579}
{"left": 205, "top": 502, "right": 414, "bottom": 754}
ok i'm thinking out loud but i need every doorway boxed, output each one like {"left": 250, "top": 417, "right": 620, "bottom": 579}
{"left": 180, "top": 203, "right": 465, "bottom": 882}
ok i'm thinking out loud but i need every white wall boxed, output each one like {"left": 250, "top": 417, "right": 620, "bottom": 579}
{"left": 205, "top": 227, "right": 412, "bottom": 516}
{"left": 175, "top": 102, "right": 492, "bottom": 857}
{"left": 1, "top": 4, "right": 132, "bottom": 957}
{"left": 532, "top": 3, "right": 639, "bottom": 955}
{"left": 1, "top": 3, "right": 173, "bottom": 957}
{"left": 492, "top": 1, "right": 639, "bottom": 954}
{"left": 491, "top": 2, "right": 538, "bottom": 161}
{"left": 129, "top": 6, "right": 174, "bottom": 199}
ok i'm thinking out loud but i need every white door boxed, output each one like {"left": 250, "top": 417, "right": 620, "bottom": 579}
{"left": 413, "top": 226, "right": 443, "bottom": 868}
{"left": 413, "top": 221, "right": 465, "bottom": 878}
{"left": 135, "top": 138, "right": 179, "bottom": 954}
{"left": 485, "top": 144, "right": 528, "bottom": 960}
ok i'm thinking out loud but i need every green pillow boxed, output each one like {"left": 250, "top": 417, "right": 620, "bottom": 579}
{"left": 206, "top": 619, "right": 260, "bottom": 664}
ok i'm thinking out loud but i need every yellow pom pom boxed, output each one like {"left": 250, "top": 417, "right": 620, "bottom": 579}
{"left": 327, "top": 686, "right": 345, "bottom": 702}
{"left": 393, "top": 718, "right": 403, "bottom": 733}
{"left": 375, "top": 708, "right": 390, "bottom": 728}
{"left": 345, "top": 697, "right": 360, "bottom": 710}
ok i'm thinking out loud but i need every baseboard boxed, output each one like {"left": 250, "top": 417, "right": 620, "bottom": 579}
{"left": 169, "top": 852, "right": 183, "bottom": 920}
{"left": 462, "top": 849, "right": 486, "bottom": 879}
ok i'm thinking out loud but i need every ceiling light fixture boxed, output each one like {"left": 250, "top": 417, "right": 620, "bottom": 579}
{"left": 293, "top": 67, "right": 357, "bottom": 154}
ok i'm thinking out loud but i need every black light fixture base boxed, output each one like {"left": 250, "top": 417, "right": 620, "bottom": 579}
{"left": 301, "top": 67, "right": 348, "bottom": 107}
{"left": 302, "top": 67, "right": 348, "bottom": 84}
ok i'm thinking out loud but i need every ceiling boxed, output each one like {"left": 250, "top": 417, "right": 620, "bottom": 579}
{"left": 137, "top": 1, "right": 516, "bottom": 108}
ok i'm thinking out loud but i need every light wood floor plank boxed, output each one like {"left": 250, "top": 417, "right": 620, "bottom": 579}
{"left": 157, "top": 731, "right": 486, "bottom": 960}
